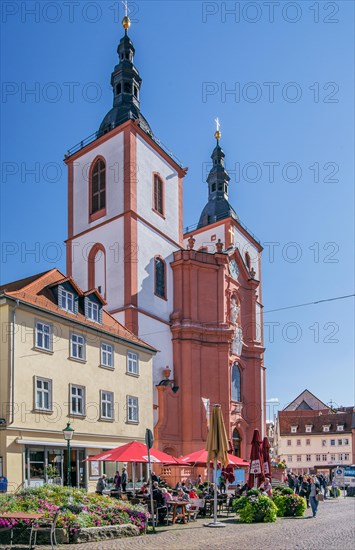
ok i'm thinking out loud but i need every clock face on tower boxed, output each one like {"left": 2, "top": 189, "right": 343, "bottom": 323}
{"left": 229, "top": 259, "right": 239, "bottom": 279}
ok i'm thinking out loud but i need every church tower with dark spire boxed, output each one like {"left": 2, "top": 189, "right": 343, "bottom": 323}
{"left": 198, "top": 130, "right": 238, "bottom": 229}
{"left": 99, "top": 15, "right": 152, "bottom": 137}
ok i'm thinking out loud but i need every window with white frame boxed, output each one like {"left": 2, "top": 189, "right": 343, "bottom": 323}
{"left": 337, "top": 425, "right": 344, "bottom": 431}
{"left": 127, "top": 351, "right": 139, "bottom": 375}
{"left": 100, "top": 391, "right": 114, "bottom": 420}
{"left": 296, "top": 455, "right": 301, "bottom": 462}
{"left": 344, "top": 438, "right": 349, "bottom": 445}
{"left": 87, "top": 301, "right": 99, "bottom": 322}
{"left": 35, "top": 321, "right": 52, "bottom": 351}
{"left": 322, "top": 454, "right": 327, "bottom": 461}
{"left": 322, "top": 440, "right": 327, "bottom": 446}
{"left": 296, "top": 439, "right": 301, "bottom": 446}
{"left": 287, "top": 455, "right": 292, "bottom": 462}
{"left": 338, "top": 439, "right": 342, "bottom": 446}
{"left": 316, "top": 454, "right": 321, "bottom": 461}
{"left": 71, "top": 333, "right": 85, "bottom": 360}
{"left": 61, "top": 289, "right": 74, "bottom": 312}
{"left": 70, "top": 385, "right": 85, "bottom": 415}
{"left": 291, "top": 426, "right": 297, "bottom": 433}
{"left": 35, "top": 377, "right": 52, "bottom": 411}
{"left": 344, "top": 453, "right": 350, "bottom": 460}
{"left": 101, "top": 343, "right": 113, "bottom": 368}
{"left": 127, "top": 396, "right": 139, "bottom": 423}
{"left": 305, "top": 425, "right": 312, "bottom": 433}
{"left": 330, "top": 453, "right": 336, "bottom": 461}
{"left": 330, "top": 439, "right": 335, "bottom": 446}
{"left": 306, "top": 439, "right": 310, "bottom": 446}
{"left": 323, "top": 425, "right": 330, "bottom": 432}
{"left": 338, "top": 453, "right": 344, "bottom": 461}
{"left": 287, "top": 440, "right": 291, "bottom": 446}
{"left": 306, "top": 454, "right": 311, "bottom": 462}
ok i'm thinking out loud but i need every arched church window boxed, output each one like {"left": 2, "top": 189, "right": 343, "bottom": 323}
{"left": 116, "top": 83, "right": 121, "bottom": 95}
{"left": 154, "top": 256, "right": 166, "bottom": 299}
{"left": 133, "top": 85, "right": 138, "bottom": 98}
{"left": 232, "top": 428, "right": 241, "bottom": 457}
{"left": 153, "top": 174, "right": 164, "bottom": 215}
{"left": 88, "top": 243, "right": 106, "bottom": 298}
{"left": 231, "top": 362, "right": 241, "bottom": 402}
{"left": 212, "top": 183, "right": 216, "bottom": 192}
{"left": 90, "top": 158, "right": 106, "bottom": 215}
{"left": 245, "top": 252, "right": 251, "bottom": 269}
{"left": 124, "top": 82, "right": 131, "bottom": 94}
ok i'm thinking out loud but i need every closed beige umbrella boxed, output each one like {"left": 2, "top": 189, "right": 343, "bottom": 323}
{"left": 205, "top": 404, "right": 229, "bottom": 527}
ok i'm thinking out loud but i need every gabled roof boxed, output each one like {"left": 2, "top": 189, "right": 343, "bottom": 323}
{"left": 1, "top": 269, "right": 155, "bottom": 352}
{"left": 283, "top": 389, "right": 329, "bottom": 411}
{"left": 279, "top": 409, "right": 353, "bottom": 436}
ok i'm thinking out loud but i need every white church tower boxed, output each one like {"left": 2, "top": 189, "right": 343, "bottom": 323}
{"left": 65, "top": 14, "right": 186, "bottom": 388}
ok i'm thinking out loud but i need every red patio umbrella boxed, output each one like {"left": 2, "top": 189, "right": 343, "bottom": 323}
{"left": 247, "top": 429, "right": 264, "bottom": 488}
{"left": 261, "top": 436, "right": 272, "bottom": 479}
{"left": 86, "top": 441, "right": 177, "bottom": 464}
{"left": 179, "top": 448, "right": 249, "bottom": 467}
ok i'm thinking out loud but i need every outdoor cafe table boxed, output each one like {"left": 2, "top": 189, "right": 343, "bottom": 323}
{"left": 0, "top": 511, "right": 44, "bottom": 546}
{"left": 169, "top": 501, "right": 188, "bottom": 524}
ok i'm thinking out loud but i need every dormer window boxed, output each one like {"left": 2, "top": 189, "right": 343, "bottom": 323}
{"left": 305, "top": 425, "right": 313, "bottom": 433}
{"left": 61, "top": 289, "right": 74, "bottom": 313}
{"left": 291, "top": 425, "right": 298, "bottom": 433}
{"left": 337, "top": 425, "right": 344, "bottom": 432}
{"left": 323, "top": 425, "right": 331, "bottom": 432}
{"left": 87, "top": 301, "right": 99, "bottom": 322}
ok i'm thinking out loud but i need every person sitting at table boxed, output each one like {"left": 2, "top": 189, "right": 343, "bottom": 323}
{"left": 208, "top": 483, "right": 220, "bottom": 497}
{"left": 138, "top": 482, "right": 149, "bottom": 495}
{"left": 151, "top": 471, "right": 160, "bottom": 484}
{"left": 175, "top": 488, "right": 190, "bottom": 521}
{"left": 152, "top": 482, "right": 167, "bottom": 524}
{"left": 95, "top": 474, "right": 107, "bottom": 495}
{"left": 161, "top": 488, "right": 172, "bottom": 508}
{"left": 175, "top": 481, "right": 183, "bottom": 491}
{"left": 189, "top": 487, "right": 198, "bottom": 499}
{"left": 181, "top": 482, "right": 189, "bottom": 493}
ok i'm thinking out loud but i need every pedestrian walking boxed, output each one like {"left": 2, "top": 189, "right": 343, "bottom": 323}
{"left": 309, "top": 477, "right": 321, "bottom": 517}
{"left": 121, "top": 467, "right": 128, "bottom": 492}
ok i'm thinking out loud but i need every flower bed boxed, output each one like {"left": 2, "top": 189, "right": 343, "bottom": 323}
{"left": 0, "top": 485, "right": 147, "bottom": 543}
{"left": 233, "top": 490, "right": 277, "bottom": 523}
{"left": 273, "top": 493, "right": 306, "bottom": 517}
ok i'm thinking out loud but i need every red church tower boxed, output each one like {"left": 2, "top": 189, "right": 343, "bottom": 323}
{"left": 65, "top": 17, "right": 265, "bottom": 460}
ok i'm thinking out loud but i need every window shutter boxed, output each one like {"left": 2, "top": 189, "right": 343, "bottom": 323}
{"left": 84, "top": 297, "right": 88, "bottom": 318}
{"left": 58, "top": 285, "right": 63, "bottom": 308}
{"left": 99, "top": 306, "right": 103, "bottom": 324}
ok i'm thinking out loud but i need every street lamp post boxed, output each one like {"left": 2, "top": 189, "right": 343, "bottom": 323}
{"left": 63, "top": 422, "right": 74, "bottom": 487}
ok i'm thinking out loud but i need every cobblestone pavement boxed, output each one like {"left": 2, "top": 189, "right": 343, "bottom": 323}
{"left": 2, "top": 497, "right": 354, "bottom": 550}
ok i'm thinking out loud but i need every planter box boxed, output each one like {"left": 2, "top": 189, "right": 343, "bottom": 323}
{"left": 72, "top": 523, "right": 141, "bottom": 543}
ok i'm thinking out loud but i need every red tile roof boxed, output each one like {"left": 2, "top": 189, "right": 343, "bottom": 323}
{"left": 279, "top": 409, "right": 353, "bottom": 435}
{"left": 1, "top": 269, "right": 155, "bottom": 352}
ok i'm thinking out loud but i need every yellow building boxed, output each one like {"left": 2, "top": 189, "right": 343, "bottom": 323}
{"left": 0, "top": 269, "right": 155, "bottom": 492}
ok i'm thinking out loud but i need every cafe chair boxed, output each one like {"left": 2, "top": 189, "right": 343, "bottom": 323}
{"left": 29, "top": 508, "right": 61, "bottom": 549}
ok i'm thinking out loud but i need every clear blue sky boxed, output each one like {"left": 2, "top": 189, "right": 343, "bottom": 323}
{"left": 1, "top": 1, "right": 354, "bottom": 408}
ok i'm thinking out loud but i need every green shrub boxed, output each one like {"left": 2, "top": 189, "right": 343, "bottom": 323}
{"left": 233, "top": 494, "right": 277, "bottom": 523}
{"left": 273, "top": 494, "right": 306, "bottom": 517}
{"left": 246, "top": 489, "right": 261, "bottom": 497}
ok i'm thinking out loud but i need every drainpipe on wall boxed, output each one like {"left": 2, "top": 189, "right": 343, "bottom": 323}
{"left": 9, "top": 299, "right": 19, "bottom": 425}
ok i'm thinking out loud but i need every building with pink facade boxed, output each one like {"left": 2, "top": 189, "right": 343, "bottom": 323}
{"left": 65, "top": 19, "right": 266, "bottom": 460}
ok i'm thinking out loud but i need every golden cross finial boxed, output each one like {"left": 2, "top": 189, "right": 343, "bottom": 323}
{"left": 214, "top": 117, "right": 221, "bottom": 140}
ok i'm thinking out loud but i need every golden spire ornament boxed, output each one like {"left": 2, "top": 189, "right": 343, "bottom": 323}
{"left": 122, "top": 0, "right": 131, "bottom": 31}
{"left": 214, "top": 117, "right": 221, "bottom": 141}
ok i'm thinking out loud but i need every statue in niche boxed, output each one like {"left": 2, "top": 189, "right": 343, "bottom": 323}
{"left": 230, "top": 296, "right": 239, "bottom": 325}
{"left": 231, "top": 327, "right": 243, "bottom": 356}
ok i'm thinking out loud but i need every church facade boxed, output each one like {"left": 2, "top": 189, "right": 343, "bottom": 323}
{"left": 65, "top": 18, "right": 266, "bottom": 459}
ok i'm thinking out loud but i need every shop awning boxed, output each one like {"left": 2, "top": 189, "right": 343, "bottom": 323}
{"left": 16, "top": 439, "right": 113, "bottom": 450}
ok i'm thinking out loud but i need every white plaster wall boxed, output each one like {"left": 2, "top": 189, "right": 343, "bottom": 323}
{"left": 233, "top": 227, "right": 260, "bottom": 280}
{"left": 136, "top": 135, "right": 180, "bottom": 244}
{"left": 71, "top": 217, "right": 124, "bottom": 311}
{"left": 184, "top": 224, "right": 225, "bottom": 253}
{"left": 114, "top": 311, "right": 125, "bottom": 325}
{"left": 72, "top": 132, "right": 124, "bottom": 236}
{"left": 137, "top": 219, "right": 176, "bottom": 322}
{"left": 138, "top": 312, "right": 173, "bottom": 385}
{"left": 94, "top": 249, "right": 106, "bottom": 296}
